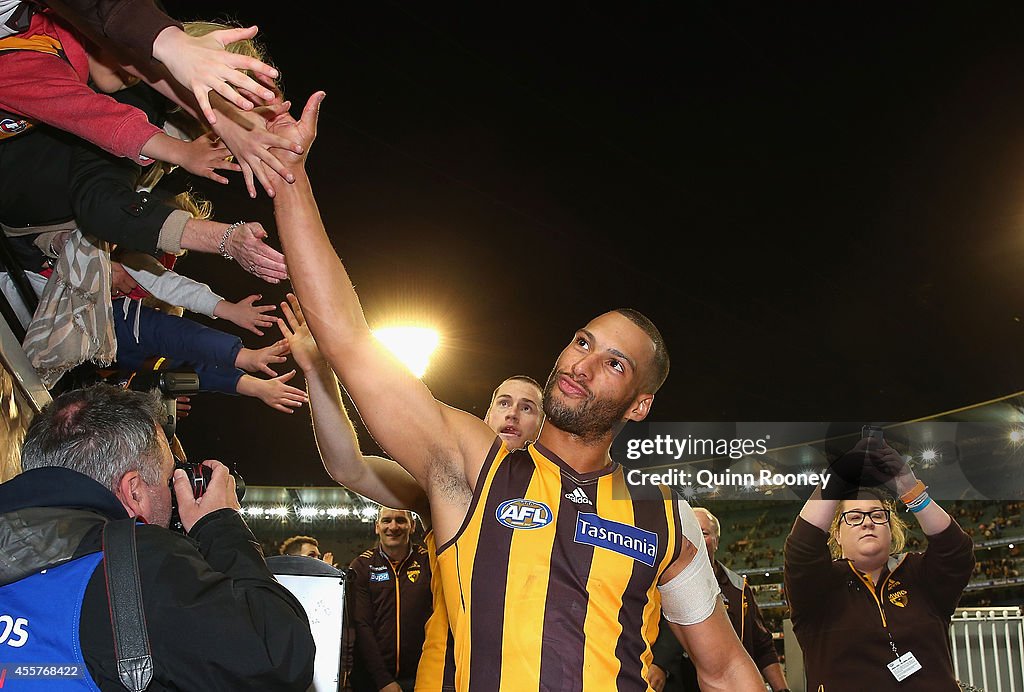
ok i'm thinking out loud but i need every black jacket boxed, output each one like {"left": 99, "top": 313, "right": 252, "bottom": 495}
{"left": 0, "top": 82, "right": 178, "bottom": 271}
{"left": 348, "top": 542, "right": 433, "bottom": 690}
{"left": 0, "top": 467, "right": 316, "bottom": 691}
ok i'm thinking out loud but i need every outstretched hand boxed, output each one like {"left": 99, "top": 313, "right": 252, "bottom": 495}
{"left": 276, "top": 292, "right": 324, "bottom": 373}
{"left": 216, "top": 294, "right": 277, "bottom": 335}
{"left": 236, "top": 338, "right": 290, "bottom": 376}
{"left": 223, "top": 222, "right": 288, "bottom": 282}
{"left": 152, "top": 25, "right": 280, "bottom": 127}
{"left": 264, "top": 91, "right": 326, "bottom": 169}
{"left": 244, "top": 370, "right": 309, "bottom": 413}
{"left": 209, "top": 96, "right": 301, "bottom": 198}
{"left": 178, "top": 131, "right": 240, "bottom": 184}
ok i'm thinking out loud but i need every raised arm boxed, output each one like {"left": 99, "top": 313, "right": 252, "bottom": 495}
{"left": 277, "top": 293, "right": 429, "bottom": 517}
{"left": 268, "top": 93, "right": 495, "bottom": 504}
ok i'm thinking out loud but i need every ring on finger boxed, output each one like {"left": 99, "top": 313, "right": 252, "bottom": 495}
{"left": 249, "top": 261, "right": 257, "bottom": 273}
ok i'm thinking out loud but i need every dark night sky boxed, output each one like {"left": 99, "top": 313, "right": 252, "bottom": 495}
{"left": 157, "top": 1, "right": 1024, "bottom": 487}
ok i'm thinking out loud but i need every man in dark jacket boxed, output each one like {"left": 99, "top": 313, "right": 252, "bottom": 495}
{"left": 348, "top": 507, "right": 433, "bottom": 692}
{"left": 0, "top": 383, "right": 315, "bottom": 690}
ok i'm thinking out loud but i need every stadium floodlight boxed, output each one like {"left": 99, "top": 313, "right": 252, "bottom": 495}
{"left": 373, "top": 326, "right": 440, "bottom": 378}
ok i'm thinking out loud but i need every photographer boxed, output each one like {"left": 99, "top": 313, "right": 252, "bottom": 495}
{"left": 0, "top": 383, "right": 315, "bottom": 690}
{"left": 783, "top": 430, "right": 975, "bottom": 692}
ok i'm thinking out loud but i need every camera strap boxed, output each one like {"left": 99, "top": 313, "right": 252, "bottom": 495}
{"left": 102, "top": 518, "right": 154, "bottom": 692}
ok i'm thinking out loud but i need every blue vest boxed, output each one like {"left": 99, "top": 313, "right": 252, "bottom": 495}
{"left": 0, "top": 552, "right": 103, "bottom": 690}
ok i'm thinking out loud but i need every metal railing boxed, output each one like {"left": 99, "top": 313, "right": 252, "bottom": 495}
{"left": 951, "top": 607, "right": 1024, "bottom": 692}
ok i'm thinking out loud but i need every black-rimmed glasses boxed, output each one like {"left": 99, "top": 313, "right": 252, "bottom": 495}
{"left": 840, "top": 508, "right": 891, "bottom": 527}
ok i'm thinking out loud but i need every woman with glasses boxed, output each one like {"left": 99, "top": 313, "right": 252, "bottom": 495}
{"left": 783, "top": 437, "right": 975, "bottom": 691}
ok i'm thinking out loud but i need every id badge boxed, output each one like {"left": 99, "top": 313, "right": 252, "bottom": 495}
{"left": 887, "top": 651, "right": 922, "bottom": 681}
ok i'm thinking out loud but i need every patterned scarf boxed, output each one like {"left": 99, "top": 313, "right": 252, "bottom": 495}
{"left": 20, "top": 229, "right": 116, "bottom": 388}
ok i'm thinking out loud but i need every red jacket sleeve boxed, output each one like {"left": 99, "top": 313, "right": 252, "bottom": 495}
{"left": 0, "top": 48, "right": 161, "bottom": 160}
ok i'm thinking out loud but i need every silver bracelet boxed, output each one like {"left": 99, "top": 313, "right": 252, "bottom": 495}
{"left": 218, "top": 221, "right": 246, "bottom": 260}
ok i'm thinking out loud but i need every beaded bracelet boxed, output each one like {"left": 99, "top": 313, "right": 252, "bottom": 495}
{"left": 218, "top": 221, "right": 246, "bottom": 260}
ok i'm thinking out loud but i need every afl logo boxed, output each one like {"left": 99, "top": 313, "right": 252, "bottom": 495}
{"left": 496, "top": 498, "right": 552, "bottom": 530}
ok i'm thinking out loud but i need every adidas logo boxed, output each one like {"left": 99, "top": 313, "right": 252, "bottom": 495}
{"left": 565, "top": 487, "right": 592, "bottom": 505}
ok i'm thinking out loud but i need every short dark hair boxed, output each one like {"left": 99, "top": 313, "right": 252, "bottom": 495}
{"left": 280, "top": 535, "right": 319, "bottom": 555}
{"left": 490, "top": 375, "right": 542, "bottom": 403}
{"left": 614, "top": 308, "right": 670, "bottom": 392}
{"left": 20, "top": 383, "right": 166, "bottom": 492}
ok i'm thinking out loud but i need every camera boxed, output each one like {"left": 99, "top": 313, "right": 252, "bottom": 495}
{"left": 168, "top": 456, "right": 246, "bottom": 534}
{"left": 126, "top": 368, "right": 200, "bottom": 441}
{"left": 861, "top": 425, "right": 885, "bottom": 442}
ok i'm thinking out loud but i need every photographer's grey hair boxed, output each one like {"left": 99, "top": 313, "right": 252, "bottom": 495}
{"left": 21, "top": 384, "right": 167, "bottom": 491}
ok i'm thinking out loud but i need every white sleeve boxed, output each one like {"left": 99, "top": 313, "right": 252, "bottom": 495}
{"left": 657, "top": 499, "right": 721, "bottom": 626}
{"left": 119, "top": 252, "right": 223, "bottom": 317}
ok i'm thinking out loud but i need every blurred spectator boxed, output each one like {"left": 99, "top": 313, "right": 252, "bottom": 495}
{"left": 280, "top": 534, "right": 335, "bottom": 567}
{"left": 649, "top": 507, "right": 789, "bottom": 692}
{"left": 348, "top": 508, "right": 432, "bottom": 692}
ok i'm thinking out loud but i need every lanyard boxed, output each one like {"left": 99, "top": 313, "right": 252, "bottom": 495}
{"left": 846, "top": 561, "right": 900, "bottom": 655}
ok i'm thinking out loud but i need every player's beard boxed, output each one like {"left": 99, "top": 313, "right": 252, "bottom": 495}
{"left": 542, "top": 370, "right": 632, "bottom": 444}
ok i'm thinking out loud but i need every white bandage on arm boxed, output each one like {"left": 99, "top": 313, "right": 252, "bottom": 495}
{"left": 657, "top": 499, "right": 721, "bottom": 626}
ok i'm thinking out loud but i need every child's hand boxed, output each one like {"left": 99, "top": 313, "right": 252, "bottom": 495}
{"left": 178, "top": 132, "right": 241, "bottom": 184}
{"left": 237, "top": 371, "right": 308, "bottom": 413}
{"left": 235, "top": 338, "right": 290, "bottom": 376}
{"left": 276, "top": 293, "right": 323, "bottom": 372}
{"left": 215, "top": 294, "right": 277, "bottom": 335}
